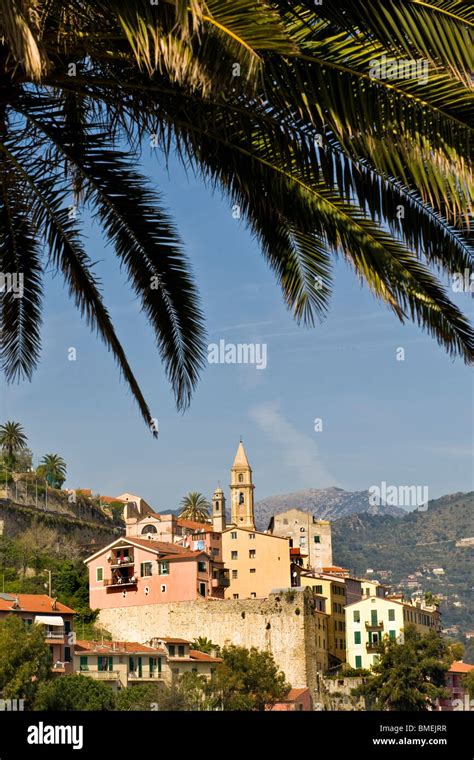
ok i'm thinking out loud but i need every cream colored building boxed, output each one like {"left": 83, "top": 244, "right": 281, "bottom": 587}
{"left": 345, "top": 595, "right": 441, "bottom": 670}
{"left": 222, "top": 527, "right": 290, "bottom": 599}
{"left": 360, "top": 579, "right": 389, "bottom": 599}
{"left": 298, "top": 573, "right": 347, "bottom": 665}
{"left": 268, "top": 509, "right": 332, "bottom": 570}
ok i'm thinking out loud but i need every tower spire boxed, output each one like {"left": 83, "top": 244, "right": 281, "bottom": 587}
{"left": 230, "top": 441, "right": 255, "bottom": 530}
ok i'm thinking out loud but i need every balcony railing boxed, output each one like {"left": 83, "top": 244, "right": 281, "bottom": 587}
{"left": 366, "top": 642, "right": 380, "bottom": 652}
{"left": 81, "top": 670, "right": 120, "bottom": 680}
{"left": 110, "top": 557, "right": 134, "bottom": 568}
{"left": 44, "top": 630, "right": 67, "bottom": 640}
{"left": 104, "top": 578, "right": 137, "bottom": 588}
{"left": 365, "top": 621, "right": 384, "bottom": 630}
{"left": 129, "top": 672, "right": 163, "bottom": 680}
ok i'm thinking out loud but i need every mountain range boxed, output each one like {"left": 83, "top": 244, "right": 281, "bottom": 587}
{"left": 253, "top": 486, "right": 405, "bottom": 531}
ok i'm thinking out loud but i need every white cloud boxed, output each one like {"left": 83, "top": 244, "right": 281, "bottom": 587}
{"left": 249, "top": 401, "right": 339, "bottom": 488}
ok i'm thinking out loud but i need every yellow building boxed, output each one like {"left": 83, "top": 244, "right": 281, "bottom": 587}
{"left": 221, "top": 526, "right": 290, "bottom": 599}
{"left": 345, "top": 594, "right": 441, "bottom": 670}
{"left": 299, "top": 573, "right": 347, "bottom": 665}
{"left": 360, "top": 579, "right": 388, "bottom": 599}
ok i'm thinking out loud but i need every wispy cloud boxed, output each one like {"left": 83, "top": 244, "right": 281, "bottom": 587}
{"left": 249, "top": 401, "right": 339, "bottom": 488}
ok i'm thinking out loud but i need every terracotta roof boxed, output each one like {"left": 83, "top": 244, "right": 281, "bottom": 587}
{"left": 449, "top": 661, "right": 474, "bottom": 674}
{"left": 0, "top": 594, "right": 75, "bottom": 614}
{"left": 158, "top": 637, "right": 190, "bottom": 644}
{"left": 99, "top": 496, "right": 126, "bottom": 504}
{"left": 322, "top": 566, "right": 349, "bottom": 573}
{"left": 75, "top": 640, "right": 165, "bottom": 655}
{"left": 189, "top": 649, "right": 222, "bottom": 663}
{"left": 85, "top": 536, "right": 196, "bottom": 563}
{"left": 159, "top": 551, "right": 207, "bottom": 561}
{"left": 287, "top": 687, "right": 310, "bottom": 701}
{"left": 177, "top": 519, "right": 214, "bottom": 532}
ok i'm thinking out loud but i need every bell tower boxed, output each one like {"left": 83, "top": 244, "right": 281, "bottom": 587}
{"left": 212, "top": 485, "right": 226, "bottom": 533}
{"left": 230, "top": 440, "right": 255, "bottom": 530}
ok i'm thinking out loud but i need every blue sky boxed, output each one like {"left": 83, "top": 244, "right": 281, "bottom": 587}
{"left": 2, "top": 154, "right": 473, "bottom": 509}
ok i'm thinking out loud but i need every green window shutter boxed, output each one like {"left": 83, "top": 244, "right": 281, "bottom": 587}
{"left": 314, "top": 535, "right": 320, "bottom": 543}
{"left": 157, "top": 657, "right": 162, "bottom": 673}
{"left": 80, "top": 656, "right": 88, "bottom": 671}
{"left": 353, "top": 611, "right": 360, "bottom": 623}
{"left": 108, "top": 656, "right": 113, "bottom": 671}
{"left": 355, "top": 656, "right": 362, "bottom": 669}
{"left": 371, "top": 610, "right": 378, "bottom": 625}
{"left": 388, "top": 609, "right": 395, "bottom": 621}
{"left": 354, "top": 631, "right": 361, "bottom": 645}
{"left": 389, "top": 630, "right": 396, "bottom": 640}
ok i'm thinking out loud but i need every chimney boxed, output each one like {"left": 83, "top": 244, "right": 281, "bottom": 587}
{"left": 51, "top": 597, "right": 57, "bottom": 610}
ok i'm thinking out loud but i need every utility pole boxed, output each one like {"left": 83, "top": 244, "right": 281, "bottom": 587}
{"left": 45, "top": 569, "right": 52, "bottom": 597}
{"left": 35, "top": 479, "right": 38, "bottom": 508}
{"left": 45, "top": 479, "right": 48, "bottom": 510}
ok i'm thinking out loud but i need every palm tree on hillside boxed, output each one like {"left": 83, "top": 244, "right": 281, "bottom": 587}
{"left": 179, "top": 492, "right": 211, "bottom": 523}
{"left": 0, "top": 421, "right": 28, "bottom": 470}
{"left": 0, "top": 2, "right": 472, "bottom": 432}
{"left": 37, "top": 454, "right": 67, "bottom": 489}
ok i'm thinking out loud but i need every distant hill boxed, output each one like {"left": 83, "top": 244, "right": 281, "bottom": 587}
{"left": 254, "top": 487, "right": 405, "bottom": 531}
{"left": 331, "top": 492, "right": 474, "bottom": 635}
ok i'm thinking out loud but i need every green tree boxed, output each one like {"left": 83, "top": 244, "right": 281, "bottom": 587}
{"left": 179, "top": 492, "right": 211, "bottom": 523}
{"left": 16, "top": 523, "right": 59, "bottom": 575}
{"left": 191, "top": 636, "right": 220, "bottom": 656}
{"left": 33, "top": 674, "right": 115, "bottom": 711}
{"left": 0, "top": 616, "right": 52, "bottom": 704}
{"left": 37, "top": 454, "right": 67, "bottom": 489}
{"left": 353, "top": 625, "right": 452, "bottom": 711}
{"left": 113, "top": 681, "right": 195, "bottom": 711}
{"left": 0, "top": 3, "right": 472, "bottom": 432}
{"left": 463, "top": 670, "right": 474, "bottom": 700}
{"left": 206, "top": 645, "right": 290, "bottom": 711}
{"left": 0, "top": 422, "right": 28, "bottom": 470}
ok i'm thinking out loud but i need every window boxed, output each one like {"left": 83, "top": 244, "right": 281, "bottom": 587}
{"left": 168, "top": 645, "right": 175, "bottom": 656}
{"left": 96, "top": 567, "right": 103, "bottom": 582}
{"left": 199, "top": 582, "right": 206, "bottom": 597}
{"left": 353, "top": 611, "right": 360, "bottom": 623}
{"left": 249, "top": 533, "right": 255, "bottom": 539}
{"left": 232, "top": 570, "right": 238, "bottom": 579}
{"left": 141, "top": 562, "right": 152, "bottom": 577}
{"left": 160, "top": 584, "right": 167, "bottom": 593}
{"left": 355, "top": 656, "right": 362, "bottom": 669}
{"left": 158, "top": 561, "right": 169, "bottom": 575}
{"left": 178, "top": 645, "right": 185, "bottom": 657}
{"left": 250, "top": 568, "right": 256, "bottom": 574}
{"left": 249, "top": 549, "right": 256, "bottom": 559}
{"left": 198, "top": 561, "right": 206, "bottom": 573}
{"left": 238, "top": 474, "right": 243, "bottom": 482}
{"left": 141, "top": 524, "right": 157, "bottom": 534}
{"left": 64, "top": 646, "right": 71, "bottom": 663}
{"left": 354, "top": 631, "right": 361, "bottom": 645}
{"left": 233, "top": 594, "right": 239, "bottom": 599}
{"left": 283, "top": 518, "right": 288, "bottom": 525}
{"left": 314, "top": 535, "right": 320, "bottom": 543}
{"left": 231, "top": 531, "right": 237, "bottom": 539}
{"left": 313, "top": 585, "right": 323, "bottom": 594}
{"left": 371, "top": 609, "right": 378, "bottom": 626}
{"left": 388, "top": 608, "right": 395, "bottom": 621}
{"left": 231, "top": 551, "right": 238, "bottom": 560}
{"left": 79, "top": 656, "right": 88, "bottom": 672}
{"left": 389, "top": 630, "right": 396, "bottom": 640}
{"left": 250, "top": 592, "right": 256, "bottom": 598}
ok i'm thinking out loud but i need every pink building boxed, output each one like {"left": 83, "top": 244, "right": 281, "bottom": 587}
{"left": 436, "top": 661, "right": 474, "bottom": 711}
{"left": 0, "top": 593, "right": 75, "bottom": 673}
{"left": 85, "top": 536, "right": 229, "bottom": 609}
{"left": 125, "top": 511, "right": 223, "bottom": 562}
{"left": 269, "top": 687, "right": 313, "bottom": 711}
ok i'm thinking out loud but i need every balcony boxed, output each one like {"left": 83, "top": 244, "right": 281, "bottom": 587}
{"left": 366, "top": 641, "right": 381, "bottom": 653}
{"left": 212, "top": 571, "right": 230, "bottom": 588}
{"left": 81, "top": 670, "right": 120, "bottom": 681}
{"left": 110, "top": 556, "right": 134, "bottom": 568}
{"left": 365, "top": 621, "right": 384, "bottom": 631}
{"left": 104, "top": 577, "right": 137, "bottom": 590}
{"left": 129, "top": 672, "right": 164, "bottom": 680}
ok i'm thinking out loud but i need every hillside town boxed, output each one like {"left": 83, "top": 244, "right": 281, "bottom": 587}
{"left": 1, "top": 439, "right": 472, "bottom": 712}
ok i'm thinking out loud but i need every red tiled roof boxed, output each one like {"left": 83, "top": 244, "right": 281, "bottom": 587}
{"left": 0, "top": 594, "right": 75, "bottom": 614}
{"left": 159, "top": 551, "right": 207, "bottom": 561}
{"left": 177, "top": 519, "right": 214, "bottom": 532}
{"left": 75, "top": 640, "right": 165, "bottom": 655}
{"left": 158, "top": 637, "right": 190, "bottom": 644}
{"left": 287, "top": 687, "right": 310, "bottom": 701}
{"left": 189, "top": 649, "right": 222, "bottom": 663}
{"left": 99, "top": 496, "right": 126, "bottom": 504}
{"left": 449, "top": 661, "right": 474, "bottom": 674}
{"left": 115, "top": 537, "right": 192, "bottom": 554}
{"left": 322, "top": 566, "right": 348, "bottom": 572}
